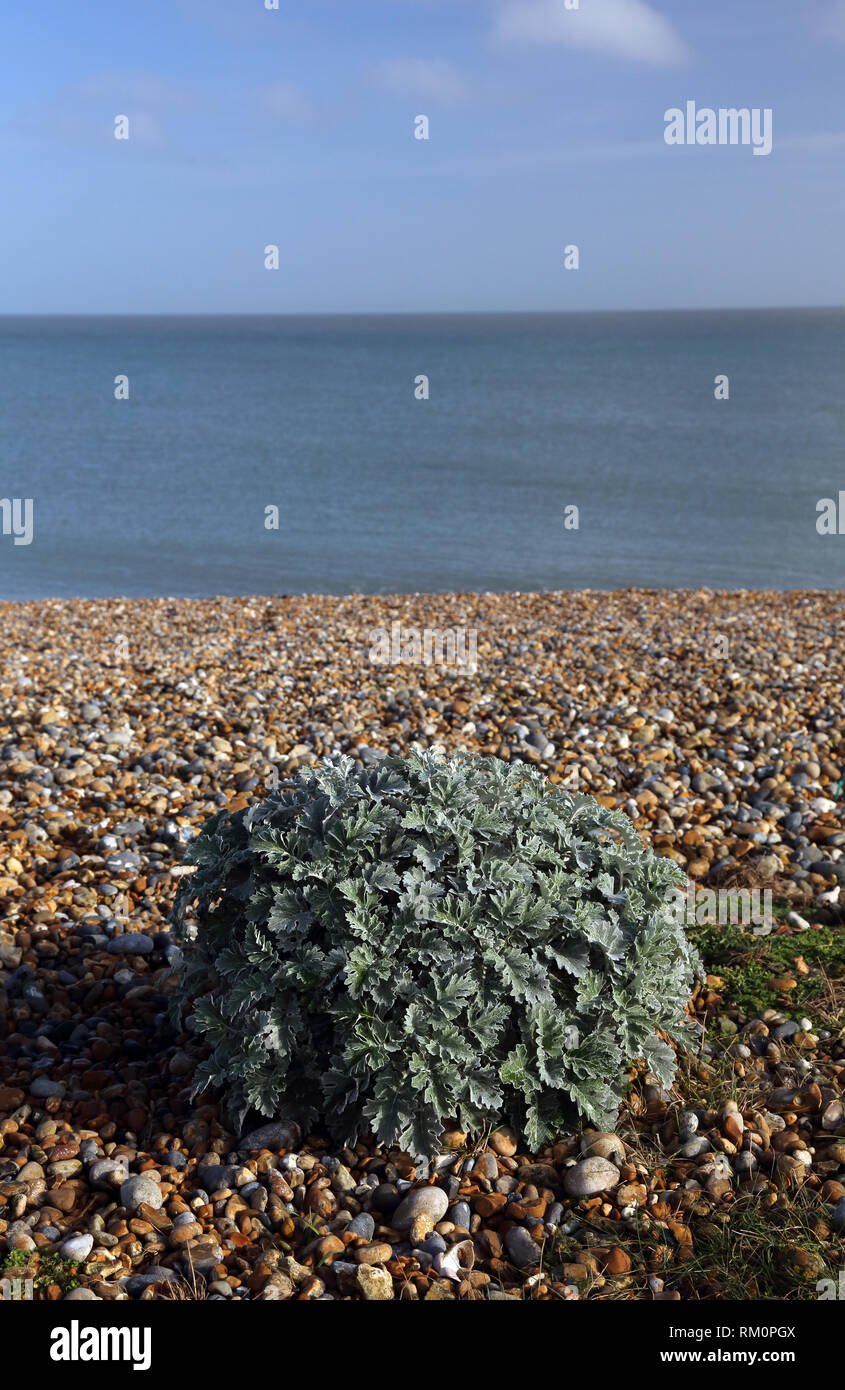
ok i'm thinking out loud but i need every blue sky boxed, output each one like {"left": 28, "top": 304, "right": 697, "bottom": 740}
{"left": 2, "top": 0, "right": 845, "bottom": 312}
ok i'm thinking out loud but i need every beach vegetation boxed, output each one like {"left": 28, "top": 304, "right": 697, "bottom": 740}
{"left": 171, "top": 752, "right": 701, "bottom": 1155}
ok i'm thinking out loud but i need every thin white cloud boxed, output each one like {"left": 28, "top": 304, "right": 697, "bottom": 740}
{"left": 493, "top": 0, "right": 690, "bottom": 66}
{"left": 820, "top": 0, "right": 845, "bottom": 39}
{"left": 779, "top": 130, "right": 845, "bottom": 150}
{"left": 0, "top": 71, "right": 202, "bottom": 149}
{"left": 257, "top": 83, "right": 311, "bottom": 123}
{"left": 371, "top": 57, "right": 477, "bottom": 107}
{"left": 75, "top": 74, "right": 198, "bottom": 109}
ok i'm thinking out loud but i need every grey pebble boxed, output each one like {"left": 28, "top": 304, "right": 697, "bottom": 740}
{"left": 449, "top": 1201, "right": 471, "bottom": 1230}
{"left": 29, "top": 1077, "right": 66, "bottom": 1098}
{"left": 418, "top": 1233, "right": 447, "bottom": 1256}
{"left": 545, "top": 1202, "right": 563, "bottom": 1228}
{"left": 106, "top": 933, "right": 154, "bottom": 955}
{"left": 119, "top": 1174, "right": 164, "bottom": 1213}
{"left": 504, "top": 1226, "right": 541, "bottom": 1268}
{"left": 677, "top": 1137, "right": 711, "bottom": 1158}
{"left": 346, "top": 1213, "right": 375, "bottom": 1240}
{"left": 391, "top": 1185, "right": 450, "bottom": 1230}
{"left": 238, "top": 1119, "right": 301, "bottom": 1151}
{"left": 562, "top": 1156, "right": 620, "bottom": 1198}
{"left": 89, "top": 1159, "right": 128, "bottom": 1189}
{"left": 123, "top": 1267, "right": 179, "bottom": 1296}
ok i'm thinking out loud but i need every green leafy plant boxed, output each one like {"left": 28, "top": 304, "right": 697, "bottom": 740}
{"left": 2, "top": 1251, "right": 80, "bottom": 1295}
{"left": 171, "top": 752, "right": 701, "bottom": 1155}
{"left": 35, "top": 1253, "right": 81, "bottom": 1293}
{"left": 3, "top": 1250, "right": 31, "bottom": 1269}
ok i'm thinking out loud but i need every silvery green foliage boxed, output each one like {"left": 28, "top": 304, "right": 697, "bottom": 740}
{"left": 170, "top": 751, "right": 701, "bottom": 1156}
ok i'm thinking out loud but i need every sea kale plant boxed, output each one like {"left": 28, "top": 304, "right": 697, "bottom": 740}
{"left": 170, "top": 751, "right": 701, "bottom": 1156}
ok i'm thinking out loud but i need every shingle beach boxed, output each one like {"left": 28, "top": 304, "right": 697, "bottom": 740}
{"left": 1, "top": 589, "right": 843, "bottom": 1300}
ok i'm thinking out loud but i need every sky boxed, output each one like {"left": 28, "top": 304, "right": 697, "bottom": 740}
{"left": 1, "top": 0, "right": 845, "bottom": 313}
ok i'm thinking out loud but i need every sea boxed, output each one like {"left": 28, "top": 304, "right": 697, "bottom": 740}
{"left": 1, "top": 309, "right": 843, "bottom": 600}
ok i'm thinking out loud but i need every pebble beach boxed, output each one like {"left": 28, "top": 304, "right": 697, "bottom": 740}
{"left": 1, "top": 588, "right": 844, "bottom": 1301}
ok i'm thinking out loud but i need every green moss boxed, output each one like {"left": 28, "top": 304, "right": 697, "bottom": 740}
{"left": 688, "top": 914, "right": 845, "bottom": 1026}
{"left": 674, "top": 1192, "right": 835, "bottom": 1301}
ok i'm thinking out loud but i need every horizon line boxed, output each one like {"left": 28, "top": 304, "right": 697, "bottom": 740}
{"left": 1, "top": 303, "right": 844, "bottom": 319}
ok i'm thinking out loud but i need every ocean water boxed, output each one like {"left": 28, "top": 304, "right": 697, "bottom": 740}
{"left": 1, "top": 310, "right": 843, "bottom": 600}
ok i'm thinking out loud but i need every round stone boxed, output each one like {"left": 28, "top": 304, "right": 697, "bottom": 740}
{"left": 107, "top": 933, "right": 154, "bottom": 955}
{"left": 677, "top": 1136, "right": 711, "bottom": 1158}
{"left": 370, "top": 1183, "right": 401, "bottom": 1217}
{"left": 238, "top": 1119, "right": 301, "bottom": 1152}
{"left": 449, "top": 1200, "right": 472, "bottom": 1230}
{"left": 579, "top": 1131, "right": 625, "bottom": 1164}
{"left": 562, "top": 1156, "right": 621, "bottom": 1198}
{"left": 89, "top": 1158, "right": 128, "bottom": 1189}
{"left": 733, "top": 1152, "right": 758, "bottom": 1176}
{"left": 29, "top": 1077, "right": 66, "bottom": 1098}
{"left": 346, "top": 1212, "right": 375, "bottom": 1241}
{"left": 474, "top": 1153, "right": 499, "bottom": 1180}
{"left": 822, "top": 1101, "right": 844, "bottom": 1130}
{"left": 488, "top": 1126, "right": 518, "bottom": 1157}
{"left": 504, "top": 1226, "right": 541, "bottom": 1267}
{"left": 119, "top": 1174, "right": 164, "bottom": 1213}
{"left": 59, "top": 1233, "right": 94, "bottom": 1261}
{"left": 419, "top": 1233, "right": 447, "bottom": 1255}
{"left": 123, "top": 1267, "right": 179, "bottom": 1296}
{"left": 390, "top": 1184, "right": 449, "bottom": 1230}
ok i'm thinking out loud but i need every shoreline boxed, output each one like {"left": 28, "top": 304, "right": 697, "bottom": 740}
{"left": 1, "top": 583, "right": 843, "bottom": 609}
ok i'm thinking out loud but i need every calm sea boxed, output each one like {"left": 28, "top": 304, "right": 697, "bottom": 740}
{"left": 1, "top": 311, "right": 843, "bottom": 600}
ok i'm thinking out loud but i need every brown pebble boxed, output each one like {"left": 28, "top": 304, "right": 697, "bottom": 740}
{"left": 354, "top": 1243, "right": 393, "bottom": 1265}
